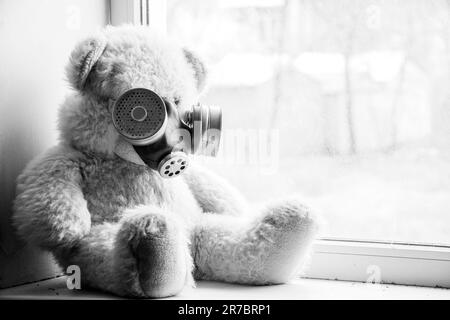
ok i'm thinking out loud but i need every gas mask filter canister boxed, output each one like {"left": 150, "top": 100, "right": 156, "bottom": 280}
{"left": 112, "top": 88, "right": 222, "bottom": 178}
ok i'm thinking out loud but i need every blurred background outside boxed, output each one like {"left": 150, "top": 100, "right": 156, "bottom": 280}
{"left": 167, "top": 0, "right": 450, "bottom": 244}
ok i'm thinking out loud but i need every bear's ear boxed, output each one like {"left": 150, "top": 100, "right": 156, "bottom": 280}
{"left": 66, "top": 36, "right": 107, "bottom": 91}
{"left": 183, "top": 48, "right": 207, "bottom": 92}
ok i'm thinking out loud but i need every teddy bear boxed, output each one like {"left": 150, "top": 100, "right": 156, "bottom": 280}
{"left": 12, "top": 25, "right": 320, "bottom": 298}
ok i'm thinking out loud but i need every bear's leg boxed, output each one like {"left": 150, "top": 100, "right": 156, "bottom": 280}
{"left": 56, "top": 206, "right": 193, "bottom": 298}
{"left": 193, "top": 198, "right": 320, "bottom": 284}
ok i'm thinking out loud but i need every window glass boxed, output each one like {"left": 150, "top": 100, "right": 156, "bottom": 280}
{"left": 167, "top": 0, "right": 450, "bottom": 245}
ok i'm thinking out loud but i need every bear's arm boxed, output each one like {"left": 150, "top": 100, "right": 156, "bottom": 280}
{"left": 13, "top": 144, "right": 91, "bottom": 249}
{"left": 183, "top": 164, "right": 248, "bottom": 216}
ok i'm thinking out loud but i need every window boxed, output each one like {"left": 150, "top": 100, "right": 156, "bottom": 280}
{"left": 111, "top": 0, "right": 450, "bottom": 287}
{"left": 166, "top": 0, "right": 450, "bottom": 246}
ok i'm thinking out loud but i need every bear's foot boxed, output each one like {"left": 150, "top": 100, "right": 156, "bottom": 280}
{"left": 250, "top": 198, "right": 320, "bottom": 284}
{"left": 116, "top": 208, "right": 193, "bottom": 298}
{"left": 194, "top": 198, "right": 320, "bottom": 285}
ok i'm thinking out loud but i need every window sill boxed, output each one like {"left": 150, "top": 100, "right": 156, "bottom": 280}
{"left": 0, "top": 276, "right": 448, "bottom": 300}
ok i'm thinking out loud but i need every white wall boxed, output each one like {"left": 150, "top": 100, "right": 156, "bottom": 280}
{"left": 0, "top": 0, "right": 110, "bottom": 288}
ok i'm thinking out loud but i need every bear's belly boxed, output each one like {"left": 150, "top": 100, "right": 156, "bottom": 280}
{"left": 80, "top": 158, "right": 202, "bottom": 225}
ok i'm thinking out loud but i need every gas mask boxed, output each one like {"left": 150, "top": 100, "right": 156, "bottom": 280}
{"left": 112, "top": 88, "right": 222, "bottom": 178}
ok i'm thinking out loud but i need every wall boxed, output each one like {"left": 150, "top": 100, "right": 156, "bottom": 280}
{"left": 0, "top": 0, "right": 110, "bottom": 288}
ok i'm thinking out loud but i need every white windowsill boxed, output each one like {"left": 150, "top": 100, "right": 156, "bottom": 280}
{"left": 306, "top": 240, "right": 450, "bottom": 288}
{"left": 0, "top": 276, "right": 448, "bottom": 300}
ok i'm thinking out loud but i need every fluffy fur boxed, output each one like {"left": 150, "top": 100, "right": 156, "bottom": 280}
{"left": 13, "top": 26, "right": 320, "bottom": 298}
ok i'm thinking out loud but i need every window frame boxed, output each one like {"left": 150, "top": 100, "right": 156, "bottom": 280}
{"left": 110, "top": 0, "right": 167, "bottom": 33}
{"left": 110, "top": 0, "right": 450, "bottom": 289}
